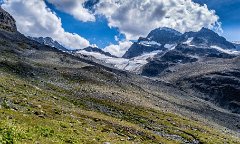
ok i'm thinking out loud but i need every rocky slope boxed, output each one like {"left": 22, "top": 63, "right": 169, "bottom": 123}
{"left": 28, "top": 36, "right": 69, "bottom": 52}
{"left": 0, "top": 7, "right": 17, "bottom": 32}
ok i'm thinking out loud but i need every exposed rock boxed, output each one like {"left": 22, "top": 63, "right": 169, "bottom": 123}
{"left": 146, "top": 27, "right": 182, "bottom": 44}
{"left": 0, "top": 7, "right": 17, "bottom": 32}
{"left": 76, "top": 46, "right": 118, "bottom": 58}
{"left": 182, "top": 27, "right": 236, "bottom": 49}
{"left": 28, "top": 37, "right": 69, "bottom": 52}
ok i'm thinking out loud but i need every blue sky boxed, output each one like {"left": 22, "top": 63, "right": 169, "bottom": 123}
{"left": 193, "top": 0, "right": 240, "bottom": 41}
{"left": 46, "top": 2, "right": 124, "bottom": 48}
{"left": 1, "top": 0, "right": 240, "bottom": 51}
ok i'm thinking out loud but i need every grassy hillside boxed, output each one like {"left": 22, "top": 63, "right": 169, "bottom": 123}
{"left": 0, "top": 69, "right": 239, "bottom": 144}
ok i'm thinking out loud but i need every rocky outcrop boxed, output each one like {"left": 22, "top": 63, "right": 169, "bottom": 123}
{"left": 177, "top": 69, "right": 240, "bottom": 114}
{"left": 0, "top": 7, "right": 17, "bottom": 32}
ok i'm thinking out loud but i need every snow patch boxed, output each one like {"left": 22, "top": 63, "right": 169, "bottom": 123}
{"left": 210, "top": 46, "right": 240, "bottom": 55}
{"left": 164, "top": 44, "right": 177, "bottom": 50}
{"left": 139, "top": 41, "right": 161, "bottom": 47}
{"left": 183, "top": 37, "right": 194, "bottom": 45}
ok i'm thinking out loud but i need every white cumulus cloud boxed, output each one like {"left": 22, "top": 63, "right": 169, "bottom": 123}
{"left": 95, "top": 0, "right": 222, "bottom": 40}
{"left": 103, "top": 41, "right": 133, "bottom": 57}
{"left": 46, "top": 0, "right": 95, "bottom": 22}
{"left": 2, "top": 0, "right": 90, "bottom": 50}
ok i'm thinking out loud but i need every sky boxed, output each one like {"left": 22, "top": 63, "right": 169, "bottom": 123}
{"left": 1, "top": 0, "right": 240, "bottom": 57}
{"left": 193, "top": 0, "right": 240, "bottom": 41}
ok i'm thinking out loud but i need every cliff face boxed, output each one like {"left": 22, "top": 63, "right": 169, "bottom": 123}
{"left": 0, "top": 7, "right": 17, "bottom": 32}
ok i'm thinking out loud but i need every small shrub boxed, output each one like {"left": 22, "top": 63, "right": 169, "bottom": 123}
{"left": 37, "top": 127, "right": 54, "bottom": 137}
{"left": 0, "top": 128, "right": 15, "bottom": 144}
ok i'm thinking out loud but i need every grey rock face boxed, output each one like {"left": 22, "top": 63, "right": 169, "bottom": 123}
{"left": 28, "top": 37, "right": 69, "bottom": 52}
{"left": 182, "top": 28, "right": 236, "bottom": 50}
{"left": 0, "top": 7, "right": 17, "bottom": 32}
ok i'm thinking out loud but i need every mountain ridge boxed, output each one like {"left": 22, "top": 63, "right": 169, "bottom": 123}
{"left": 123, "top": 27, "right": 237, "bottom": 59}
{"left": 74, "top": 46, "right": 118, "bottom": 58}
{"left": 28, "top": 36, "right": 69, "bottom": 52}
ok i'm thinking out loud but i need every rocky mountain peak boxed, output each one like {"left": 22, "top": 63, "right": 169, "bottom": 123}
{"left": 76, "top": 46, "right": 118, "bottom": 58}
{"left": 196, "top": 27, "right": 221, "bottom": 38}
{"left": 0, "top": 7, "right": 17, "bottom": 32}
{"left": 146, "top": 27, "right": 182, "bottom": 44}
{"left": 183, "top": 27, "right": 236, "bottom": 49}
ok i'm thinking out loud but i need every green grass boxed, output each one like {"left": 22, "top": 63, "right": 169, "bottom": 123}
{"left": 0, "top": 71, "right": 170, "bottom": 143}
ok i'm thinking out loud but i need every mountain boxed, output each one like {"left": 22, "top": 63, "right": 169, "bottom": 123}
{"left": 122, "top": 27, "right": 181, "bottom": 59}
{"left": 119, "top": 27, "right": 240, "bottom": 86}
{"left": 123, "top": 27, "right": 239, "bottom": 75}
{"left": 123, "top": 27, "right": 237, "bottom": 59}
{"left": 123, "top": 27, "right": 240, "bottom": 115}
{"left": 0, "top": 6, "right": 240, "bottom": 143}
{"left": 74, "top": 46, "right": 118, "bottom": 58}
{"left": 28, "top": 36, "right": 69, "bottom": 52}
